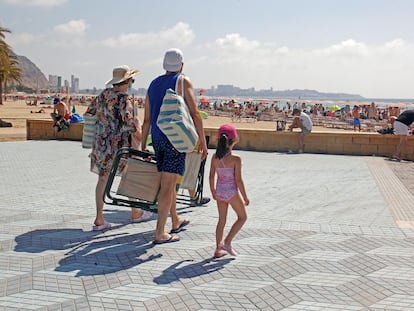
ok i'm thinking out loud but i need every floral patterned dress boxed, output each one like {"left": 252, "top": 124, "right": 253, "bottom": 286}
{"left": 90, "top": 88, "right": 136, "bottom": 176}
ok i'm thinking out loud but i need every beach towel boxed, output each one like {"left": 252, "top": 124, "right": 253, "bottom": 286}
{"left": 180, "top": 151, "right": 202, "bottom": 190}
{"left": 157, "top": 74, "right": 198, "bottom": 153}
{"left": 70, "top": 113, "right": 84, "bottom": 123}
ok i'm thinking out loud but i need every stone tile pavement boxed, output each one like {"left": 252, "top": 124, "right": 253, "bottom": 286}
{"left": 0, "top": 140, "right": 413, "bottom": 310}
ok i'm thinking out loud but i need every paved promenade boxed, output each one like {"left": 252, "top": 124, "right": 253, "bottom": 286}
{"left": 0, "top": 140, "right": 414, "bottom": 311}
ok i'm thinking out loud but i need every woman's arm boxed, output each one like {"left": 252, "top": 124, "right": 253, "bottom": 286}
{"left": 141, "top": 92, "right": 151, "bottom": 151}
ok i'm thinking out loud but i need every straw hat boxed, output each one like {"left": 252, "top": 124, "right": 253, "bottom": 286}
{"left": 106, "top": 65, "right": 139, "bottom": 85}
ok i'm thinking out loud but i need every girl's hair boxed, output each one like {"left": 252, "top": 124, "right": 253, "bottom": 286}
{"left": 215, "top": 134, "right": 233, "bottom": 159}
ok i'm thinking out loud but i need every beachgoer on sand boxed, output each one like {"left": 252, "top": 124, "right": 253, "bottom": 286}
{"left": 209, "top": 124, "right": 249, "bottom": 258}
{"left": 352, "top": 105, "right": 361, "bottom": 132}
{"left": 90, "top": 65, "right": 152, "bottom": 231}
{"left": 142, "top": 48, "right": 208, "bottom": 244}
{"left": 288, "top": 108, "right": 313, "bottom": 153}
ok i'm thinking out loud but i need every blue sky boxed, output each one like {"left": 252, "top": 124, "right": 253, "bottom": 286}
{"left": 1, "top": 0, "right": 414, "bottom": 98}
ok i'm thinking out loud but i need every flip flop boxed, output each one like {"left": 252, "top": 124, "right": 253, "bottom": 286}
{"left": 153, "top": 234, "right": 180, "bottom": 245}
{"left": 213, "top": 249, "right": 227, "bottom": 258}
{"left": 131, "top": 210, "right": 153, "bottom": 223}
{"left": 92, "top": 221, "right": 111, "bottom": 231}
{"left": 170, "top": 219, "right": 190, "bottom": 234}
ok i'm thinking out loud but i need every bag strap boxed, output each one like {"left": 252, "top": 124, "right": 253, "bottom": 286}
{"left": 175, "top": 74, "right": 185, "bottom": 97}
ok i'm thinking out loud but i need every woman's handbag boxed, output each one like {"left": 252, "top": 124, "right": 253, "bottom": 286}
{"left": 157, "top": 75, "right": 199, "bottom": 153}
{"left": 82, "top": 100, "right": 97, "bottom": 148}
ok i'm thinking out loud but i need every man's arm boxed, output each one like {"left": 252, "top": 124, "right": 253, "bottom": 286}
{"left": 182, "top": 76, "right": 208, "bottom": 160}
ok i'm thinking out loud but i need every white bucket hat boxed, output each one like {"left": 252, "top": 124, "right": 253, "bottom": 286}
{"left": 163, "top": 48, "right": 183, "bottom": 72}
{"left": 106, "top": 65, "right": 139, "bottom": 85}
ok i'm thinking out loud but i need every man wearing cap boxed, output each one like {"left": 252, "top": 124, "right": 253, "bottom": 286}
{"left": 288, "top": 108, "right": 313, "bottom": 153}
{"left": 90, "top": 65, "right": 151, "bottom": 231}
{"left": 142, "top": 48, "right": 208, "bottom": 244}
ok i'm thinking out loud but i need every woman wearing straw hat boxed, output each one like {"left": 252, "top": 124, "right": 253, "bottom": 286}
{"left": 90, "top": 65, "right": 152, "bottom": 231}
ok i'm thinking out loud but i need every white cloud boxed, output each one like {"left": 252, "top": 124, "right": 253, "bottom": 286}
{"left": 191, "top": 35, "right": 414, "bottom": 97}
{"left": 6, "top": 32, "right": 34, "bottom": 46}
{"left": 101, "top": 22, "right": 194, "bottom": 49}
{"left": 53, "top": 19, "right": 88, "bottom": 36}
{"left": 8, "top": 16, "right": 414, "bottom": 98}
{"left": 2, "top": 0, "right": 66, "bottom": 7}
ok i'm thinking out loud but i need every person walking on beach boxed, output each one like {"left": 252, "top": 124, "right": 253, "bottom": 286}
{"left": 288, "top": 108, "right": 313, "bottom": 153}
{"left": 352, "top": 105, "right": 361, "bottom": 132}
{"left": 391, "top": 109, "right": 414, "bottom": 161}
{"left": 209, "top": 124, "right": 249, "bottom": 258}
{"left": 90, "top": 65, "right": 152, "bottom": 231}
{"left": 142, "top": 48, "right": 208, "bottom": 244}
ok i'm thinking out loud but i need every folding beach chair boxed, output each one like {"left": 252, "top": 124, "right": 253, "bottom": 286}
{"left": 104, "top": 145, "right": 207, "bottom": 212}
{"left": 104, "top": 148, "right": 160, "bottom": 213}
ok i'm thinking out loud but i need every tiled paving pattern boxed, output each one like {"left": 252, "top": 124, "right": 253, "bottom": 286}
{"left": 0, "top": 141, "right": 413, "bottom": 310}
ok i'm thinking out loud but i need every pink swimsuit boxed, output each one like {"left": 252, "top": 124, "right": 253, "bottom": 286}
{"left": 215, "top": 158, "right": 238, "bottom": 203}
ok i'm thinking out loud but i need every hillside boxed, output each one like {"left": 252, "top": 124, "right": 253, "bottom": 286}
{"left": 16, "top": 55, "right": 49, "bottom": 91}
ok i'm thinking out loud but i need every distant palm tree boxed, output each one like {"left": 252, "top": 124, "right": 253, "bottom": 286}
{"left": 0, "top": 25, "right": 22, "bottom": 105}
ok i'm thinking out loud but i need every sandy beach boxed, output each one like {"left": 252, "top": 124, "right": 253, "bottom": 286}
{"left": 0, "top": 99, "right": 357, "bottom": 142}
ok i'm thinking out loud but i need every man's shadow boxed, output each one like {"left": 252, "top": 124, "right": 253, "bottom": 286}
{"left": 13, "top": 212, "right": 161, "bottom": 277}
{"left": 153, "top": 257, "right": 234, "bottom": 285}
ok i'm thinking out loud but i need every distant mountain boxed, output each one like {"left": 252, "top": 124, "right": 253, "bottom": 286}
{"left": 200, "top": 86, "right": 365, "bottom": 101}
{"left": 16, "top": 55, "right": 49, "bottom": 91}
{"left": 270, "top": 89, "right": 364, "bottom": 100}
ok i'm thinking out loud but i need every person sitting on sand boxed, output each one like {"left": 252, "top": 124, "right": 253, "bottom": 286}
{"left": 31, "top": 108, "right": 45, "bottom": 114}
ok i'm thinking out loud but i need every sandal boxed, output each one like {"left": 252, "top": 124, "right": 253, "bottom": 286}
{"left": 221, "top": 243, "right": 238, "bottom": 256}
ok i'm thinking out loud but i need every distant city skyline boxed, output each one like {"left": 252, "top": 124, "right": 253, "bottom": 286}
{"left": 2, "top": 0, "right": 414, "bottom": 99}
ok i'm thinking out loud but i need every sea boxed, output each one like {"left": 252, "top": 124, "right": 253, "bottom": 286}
{"left": 200, "top": 96, "right": 414, "bottom": 111}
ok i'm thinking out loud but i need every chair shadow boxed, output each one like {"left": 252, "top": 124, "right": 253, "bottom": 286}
{"left": 153, "top": 257, "right": 234, "bottom": 285}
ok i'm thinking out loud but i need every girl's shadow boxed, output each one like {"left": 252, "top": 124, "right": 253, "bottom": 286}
{"left": 153, "top": 257, "right": 234, "bottom": 285}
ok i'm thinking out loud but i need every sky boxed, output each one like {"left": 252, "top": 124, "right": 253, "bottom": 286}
{"left": 1, "top": 0, "right": 414, "bottom": 99}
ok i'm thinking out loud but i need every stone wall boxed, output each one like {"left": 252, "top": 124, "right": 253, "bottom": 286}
{"left": 26, "top": 119, "right": 414, "bottom": 160}
{"left": 26, "top": 119, "right": 83, "bottom": 141}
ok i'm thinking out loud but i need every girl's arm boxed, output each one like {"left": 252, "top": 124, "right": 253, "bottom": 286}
{"left": 209, "top": 157, "right": 217, "bottom": 201}
{"left": 234, "top": 156, "right": 249, "bottom": 206}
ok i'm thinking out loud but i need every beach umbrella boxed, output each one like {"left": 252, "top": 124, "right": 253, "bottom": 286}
{"left": 200, "top": 98, "right": 210, "bottom": 104}
{"left": 328, "top": 105, "right": 341, "bottom": 111}
{"left": 198, "top": 89, "right": 207, "bottom": 95}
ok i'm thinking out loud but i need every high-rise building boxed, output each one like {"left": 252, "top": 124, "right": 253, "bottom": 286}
{"left": 71, "top": 75, "right": 80, "bottom": 93}
{"left": 48, "top": 75, "right": 58, "bottom": 92}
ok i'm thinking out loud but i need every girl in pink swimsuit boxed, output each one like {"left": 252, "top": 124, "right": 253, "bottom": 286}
{"left": 209, "top": 124, "right": 250, "bottom": 258}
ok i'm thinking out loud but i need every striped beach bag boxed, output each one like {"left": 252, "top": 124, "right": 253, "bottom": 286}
{"left": 82, "top": 99, "right": 98, "bottom": 148}
{"left": 157, "top": 75, "right": 198, "bottom": 153}
{"left": 82, "top": 113, "right": 97, "bottom": 148}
